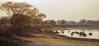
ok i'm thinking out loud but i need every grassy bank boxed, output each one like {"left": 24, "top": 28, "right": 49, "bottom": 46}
{"left": 22, "top": 34, "right": 99, "bottom": 46}
{"left": 0, "top": 25, "right": 99, "bottom": 46}
{"left": 0, "top": 25, "right": 43, "bottom": 46}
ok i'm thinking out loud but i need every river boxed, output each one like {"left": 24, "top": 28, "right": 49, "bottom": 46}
{"left": 57, "top": 28, "right": 99, "bottom": 39}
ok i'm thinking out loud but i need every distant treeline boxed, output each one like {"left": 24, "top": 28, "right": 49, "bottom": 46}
{"left": 43, "top": 19, "right": 99, "bottom": 25}
{"left": 54, "top": 24, "right": 99, "bottom": 28}
{"left": 0, "top": 17, "right": 99, "bottom": 27}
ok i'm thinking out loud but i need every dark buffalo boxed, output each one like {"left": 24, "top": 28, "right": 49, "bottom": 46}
{"left": 61, "top": 31, "right": 64, "bottom": 34}
{"left": 55, "top": 31, "right": 60, "bottom": 34}
{"left": 89, "top": 33, "right": 93, "bottom": 36}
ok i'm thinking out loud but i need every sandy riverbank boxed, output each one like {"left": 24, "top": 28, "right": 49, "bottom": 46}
{"left": 21, "top": 34, "right": 99, "bottom": 46}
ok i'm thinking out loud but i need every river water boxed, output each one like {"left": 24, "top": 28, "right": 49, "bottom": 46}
{"left": 57, "top": 29, "right": 99, "bottom": 39}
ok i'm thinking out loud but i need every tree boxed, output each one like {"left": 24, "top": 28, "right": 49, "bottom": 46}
{"left": 0, "top": 2, "right": 46, "bottom": 26}
{"left": 57, "top": 20, "right": 66, "bottom": 25}
{"left": 10, "top": 14, "right": 32, "bottom": 26}
{"left": 79, "top": 19, "right": 86, "bottom": 25}
{"left": 32, "top": 13, "right": 46, "bottom": 24}
{"left": 43, "top": 20, "right": 56, "bottom": 25}
{"left": 49, "top": 20, "right": 56, "bottom": 25}
{"left": 0, "top": 2, "right": 33, "bottom": 26}
{"left": 27, "top": 8, "right": 46, "bottom": 24}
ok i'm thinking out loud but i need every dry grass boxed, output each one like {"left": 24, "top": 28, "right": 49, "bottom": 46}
{"left": 0, "top": 24, "right": 99, "bottom": 46}
{"left": 21, "top": 34, "right": 99, "bottom": 46}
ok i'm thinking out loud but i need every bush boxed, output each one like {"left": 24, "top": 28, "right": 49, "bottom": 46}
{"left": 44, "top": 30, "right": 54, "bottom": 34}
{"left": 0, "top": 25, "right": 9, "bottom": 36}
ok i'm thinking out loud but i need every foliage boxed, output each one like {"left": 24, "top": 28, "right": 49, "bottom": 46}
{"left": 43, "top": 20, "right": 56, "bottom": 25}
{"left": 10, "top": 14, "right": 32, "bottom": 26}
{"left": 0, "top": 1, "right": 46, "bottom": 26}
{"left": 0, "top": 16, "right": 10, "bottom": 25}
{"left": 57, "top": 20, "right": 67, "bottom": 25}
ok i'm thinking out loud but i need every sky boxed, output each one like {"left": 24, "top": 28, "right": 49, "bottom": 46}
{"left": 0, "top": 0, "right": 99, "bottom": 22}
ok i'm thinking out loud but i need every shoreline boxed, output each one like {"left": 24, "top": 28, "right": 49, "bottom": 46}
{"left": 57, "top": 35, "right": 99, "bottom": 42}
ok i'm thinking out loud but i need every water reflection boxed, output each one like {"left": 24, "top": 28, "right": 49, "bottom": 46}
{"left": 58, "top": 29, "right": 99, "bottom": 39}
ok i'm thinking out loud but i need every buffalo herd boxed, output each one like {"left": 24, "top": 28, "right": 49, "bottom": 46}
{"left": 71, "top": 31, "right": 93, "bottom": 37}
{"left": 54, "top": 30, "right": 93, "bottom": 37}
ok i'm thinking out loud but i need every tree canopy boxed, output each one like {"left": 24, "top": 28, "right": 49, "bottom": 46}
{"left": 0, "top": 1, "right": 46, "bottom": 26}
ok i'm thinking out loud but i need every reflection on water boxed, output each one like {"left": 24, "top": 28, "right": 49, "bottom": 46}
{"left": 58, "top": 29, "right": 99, "bottom": 39}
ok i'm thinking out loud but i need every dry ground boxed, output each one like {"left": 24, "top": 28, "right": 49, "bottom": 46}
{"left": 21, "top": 34, "right": 99, "bottom": 46}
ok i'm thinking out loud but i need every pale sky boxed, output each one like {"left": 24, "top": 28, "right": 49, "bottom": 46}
{"left": 0, "top": 0, "right": 99, "bottom": 21}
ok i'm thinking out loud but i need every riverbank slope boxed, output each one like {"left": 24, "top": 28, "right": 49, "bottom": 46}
{"left": 22, "top": 34, "right": 99, "bottom": 46}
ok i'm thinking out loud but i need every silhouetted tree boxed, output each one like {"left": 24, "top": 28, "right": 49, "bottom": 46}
{"left": 32, "top": 13, "right": 46, "bottom": 24}
{"left": 79, "top": 19, "right": 86, "bottom": 25}
{"left": 10, "top": 14, "right": 32, "bottom": 26}
{"left": 0, "top": 2, "right": 46, "bottom": 26}
{"left": 86, "top": 20, "right": 99, "bottom": 25}
{"left": 49, "top": 20, "right": 56, "bottom": 25}
{"left": 57, "top": 20, "right": 66, "bottom": 25}
{"left": 0, "top": 2, "right": 32, "bottom": 26}
{"left": 43, "top": 20, "right": 56, "bottom": 25}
